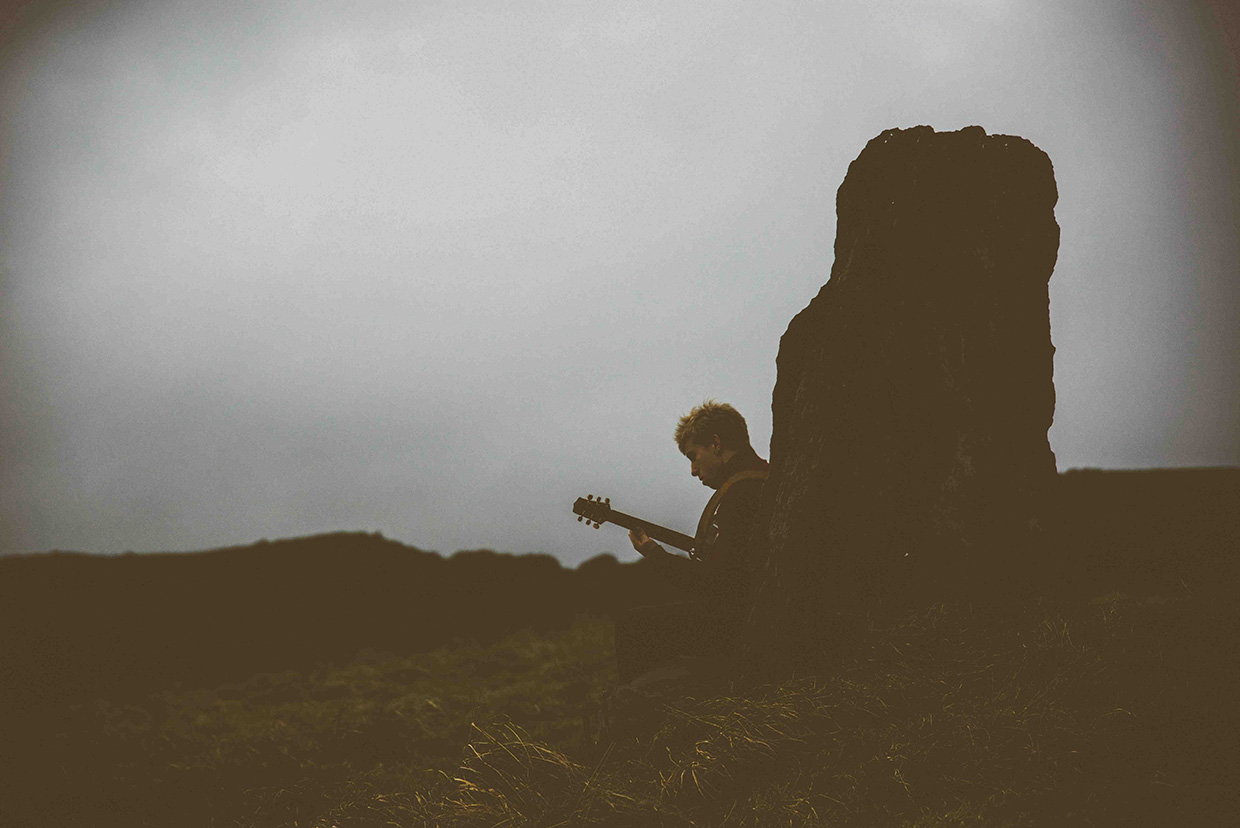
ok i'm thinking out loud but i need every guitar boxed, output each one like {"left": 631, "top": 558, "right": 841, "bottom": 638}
{"left": 572, "top": 495, "right": 697, "bottom": 555}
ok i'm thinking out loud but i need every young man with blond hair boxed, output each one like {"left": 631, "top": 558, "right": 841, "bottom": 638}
{"left": 617, "top": 400, "right": 769, "bottom": 683}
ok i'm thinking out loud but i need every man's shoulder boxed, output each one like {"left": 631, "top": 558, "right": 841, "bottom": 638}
{"left": 701, "top": 453, "right": 768, "bottom": 528}
{"left": 722, "top": 474, "right": 765, "bottom": 497}
{"left": 715, "top": 474, "right": 766, "bottom": 517}
{"left": 723, "top": 464, "right": 768, "bottom": 496}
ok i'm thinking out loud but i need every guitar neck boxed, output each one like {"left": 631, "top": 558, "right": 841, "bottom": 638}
{"left": 604, "top": 508, "right": 696, "bottom": 554}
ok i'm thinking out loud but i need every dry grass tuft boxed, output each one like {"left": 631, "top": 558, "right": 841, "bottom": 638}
{"left": 35, "top": 594, "right": 1226, "bottom": 827}
{"left": 652, "top": 683, "right": 814, "bottom": 801}
{"left": 435, "top": 720, "right": 656, "bottom": 827}
{"left": 320, "top": 594, "right": 1232, "bottom": 826}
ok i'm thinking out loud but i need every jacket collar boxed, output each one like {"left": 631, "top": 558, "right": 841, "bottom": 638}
{"left": 719, "top": 445, "right": 767, "bottom": 481}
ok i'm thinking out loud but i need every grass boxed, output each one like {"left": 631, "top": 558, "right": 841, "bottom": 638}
{"left": 18, "top": 618, "right": 614, "bottom": 827}
{"left": 11, "top": 590, "right": 1236, "bottom": 827}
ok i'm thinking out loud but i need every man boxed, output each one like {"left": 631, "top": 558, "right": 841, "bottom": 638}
{"left": 616, "top": 400, "right": 769, "bottom": 683}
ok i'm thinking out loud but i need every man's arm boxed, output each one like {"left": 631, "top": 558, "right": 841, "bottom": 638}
{"left": 629, "top": 527, "right": 712, "bottom": 596}
{"left": 682, "top": 476, "right": 765, "bottom": 601}
{"left": 629, "top": 527, "right": 676, "bottom": 560}
{"left": 707, "top": 477, "right": 765, "bottom": 571}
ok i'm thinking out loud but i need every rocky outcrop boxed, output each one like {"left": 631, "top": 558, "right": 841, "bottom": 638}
{"left": 747, "top": 126, "right": 1060, "bottom": 672}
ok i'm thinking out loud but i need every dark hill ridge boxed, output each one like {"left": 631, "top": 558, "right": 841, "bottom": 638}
{"left": 1053, "top": 466, "right": 1240, "bottom": 604}
{"left": 2, "top": 466, "right": 1236, "bottom": 716}
{"left": 0, "top": 532, "right": 678, "bottom": 715}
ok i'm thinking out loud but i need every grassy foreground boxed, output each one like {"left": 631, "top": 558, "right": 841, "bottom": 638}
{"left": 13, "top": 592, "right": 1237, "bottom": 827}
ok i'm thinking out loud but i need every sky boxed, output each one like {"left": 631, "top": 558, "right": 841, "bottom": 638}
{"left": 1, "top": 0, "right": 1237, "bottom": 563}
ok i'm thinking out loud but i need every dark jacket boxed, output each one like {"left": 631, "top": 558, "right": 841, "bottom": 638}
{"left": 650, "top": 447, "right": 769, "bottom": 638}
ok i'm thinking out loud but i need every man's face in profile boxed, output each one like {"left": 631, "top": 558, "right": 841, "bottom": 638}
{"left": 682, "top": 436, "right": 728, "bottom": 489}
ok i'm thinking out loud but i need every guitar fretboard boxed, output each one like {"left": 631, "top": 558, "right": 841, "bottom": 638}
{"left": 600, "top": 507, "right": 696, "bottom": 554}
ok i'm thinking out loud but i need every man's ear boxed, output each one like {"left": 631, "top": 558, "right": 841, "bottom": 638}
{"left": 708, "top": 433, "right": 722, "bottom": 451}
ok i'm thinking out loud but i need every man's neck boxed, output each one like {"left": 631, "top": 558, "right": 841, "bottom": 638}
{"left": 719, "top": 445, "right": 764, "bottom": 478}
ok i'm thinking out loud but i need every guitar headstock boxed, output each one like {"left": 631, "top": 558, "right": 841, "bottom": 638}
{"left": 572, "top": 494, "right": 612, "bottom": 529}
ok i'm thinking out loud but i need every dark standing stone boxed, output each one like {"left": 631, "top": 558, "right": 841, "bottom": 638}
{"left": 746, "top": 126, "right": 1060, "bottom": 675}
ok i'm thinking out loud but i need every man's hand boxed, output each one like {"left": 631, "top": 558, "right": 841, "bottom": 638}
{"left": 629, "top": 528, "right": 667, "bottom": 559}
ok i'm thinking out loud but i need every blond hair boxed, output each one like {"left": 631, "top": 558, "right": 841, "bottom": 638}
{"left": 675, "top": 400, "right": 751, "bottom": 452}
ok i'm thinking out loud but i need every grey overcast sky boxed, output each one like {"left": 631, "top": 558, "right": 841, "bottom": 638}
{"left": 2, "top": 0, "right": 1237, "bottom": 563}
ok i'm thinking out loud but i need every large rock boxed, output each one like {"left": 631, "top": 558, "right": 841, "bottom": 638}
{"left": 747, "top": 126, "right": 1060, "bottom": 672}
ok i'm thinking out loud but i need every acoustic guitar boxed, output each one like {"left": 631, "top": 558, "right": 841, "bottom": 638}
{"left": 571, "top": 495, "right": 696, "bottom": 555}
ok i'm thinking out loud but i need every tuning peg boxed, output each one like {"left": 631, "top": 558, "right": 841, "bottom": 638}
{"left": 593, "top": 522, "right": 601, "bottom": 529}
{"left": 587, "top": 494, "right": 594, "bottom": 501}
{"left": 577, "top": 516, "right": 583, "bottom": 522}
{"left": 604, "top": 497, "right": 610, "bottom": 505}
